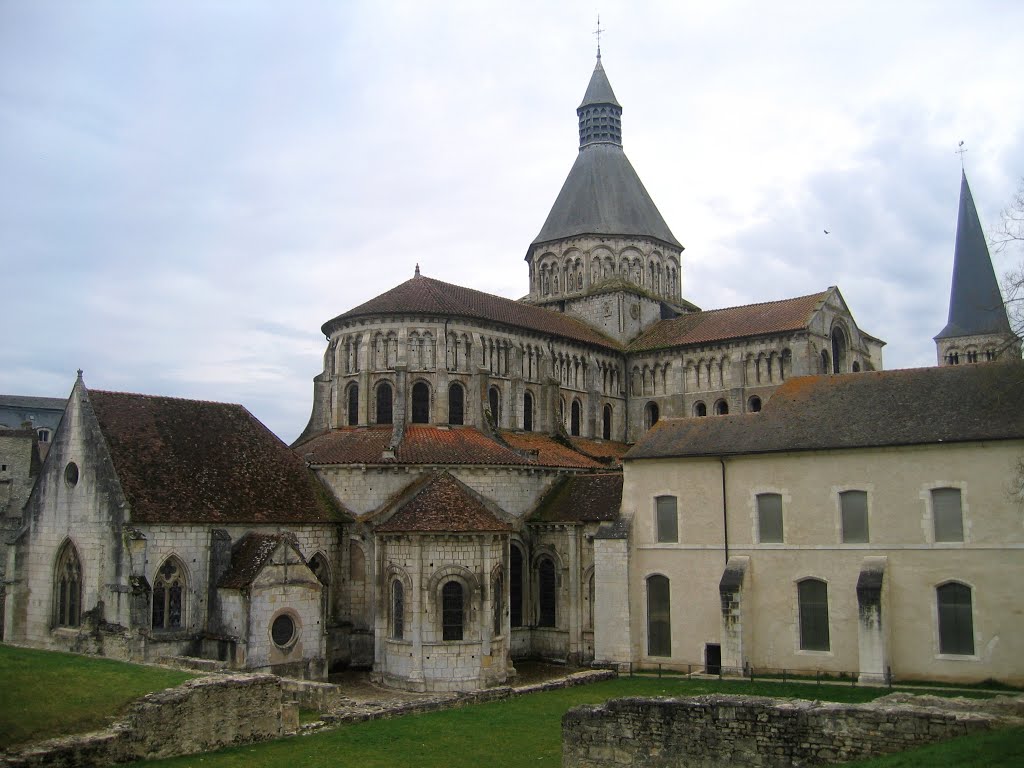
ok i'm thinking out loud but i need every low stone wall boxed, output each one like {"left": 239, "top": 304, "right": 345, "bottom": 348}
{"left": 1, "top": 674, "right": 286, "bottom": 768}
{"left": 562, "top": 693, "right": 1021, "bottom": 768}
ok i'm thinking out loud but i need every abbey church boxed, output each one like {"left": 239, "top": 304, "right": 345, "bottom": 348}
{"left": 3, "top": 55, "right": 1021, "bottom": 688}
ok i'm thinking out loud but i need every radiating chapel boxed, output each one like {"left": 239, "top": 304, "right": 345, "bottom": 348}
{"left": 9, "top": 52, "right": 1017, "bottom": 689}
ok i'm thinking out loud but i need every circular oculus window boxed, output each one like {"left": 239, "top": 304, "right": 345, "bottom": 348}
{"left": 64, "top": 462, "right": 79, "bottom": 488}
{"left": 271, "top": 614, "right": 296, "bottom": 648}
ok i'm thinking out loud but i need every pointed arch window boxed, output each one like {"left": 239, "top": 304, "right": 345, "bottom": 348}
{"left": 376, "top": 381, "right": 393, "bottom": 425}
{"left": 153, "top": 557, "right": 185, "bottom": 631}
{"left": 54, "top": 541, "right": 82, "bottom": 628}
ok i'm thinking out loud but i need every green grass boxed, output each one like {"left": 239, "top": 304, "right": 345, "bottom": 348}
{"left": 841, "top": 725, "right": 1024, "bottom": 766}
{"left": 122, "top": 676, "right": 975, "bottom": 768}
{"left": 0, "top": 644, "right": 195, "bottom": 747}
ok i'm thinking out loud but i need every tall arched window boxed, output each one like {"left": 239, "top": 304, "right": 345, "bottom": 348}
{"left": 937, "top": 582, "right": 974, "bottom": 655}
{"left": 53, "top": 541, "right": 82, "bottom": 628}
{"left": 644, "top": 402, "right": 659, "bottom": 430}
{"left": 411, "top": 381, "right": 430, "bottom": 424}
{"left": 392, "top": 580, "right": 405, "bottom": 640}
{"left": 602, "top": 404, "right": 612, "bottom": 440}
{"left": 492, "top": 573, "right": 503, "bottom": 637}
{"left": 538, "top": 557, "right": 557, "bottom": 627}
{"left": 488, "top": 386, "right": 500, "bottom": 426}
{"left": 570, "top": 399, "right": 581, "bottom": 436}
{"left": 831, "top": 327, "right": 848, "bottom": 373}
{"left": 153, "top": 557, "right": 186, "bottom": 631}
{"left": 309, "top": 552, "right": 331, "bottom": 623}
{"left": 714, "top": 399, "right": 729, "bottom": 415}
{"left": 347, "top": 384, "right": 359, "bottom": 426}
{"left": 376, "top": 381, "right": 393, "bottom": 424}
{"left": 510, "top": 544, "right": 524, "bottom": 628}
{"left": 797, "top": 578, "right": 830, "bottom": 651}
{"left": 693, "top": 401, "right": 707, "bottom": 417}
{"left": 448, "top": 383, "right": 464, "bottom": 425}
{"left": 646, "top": 574, "right": 671, "bottom": 656}
{"left": 523, "top": 391, "right": 534, "bottom": 432}
{"left": 442, "top": 581, "right": 464, "bottom": 641}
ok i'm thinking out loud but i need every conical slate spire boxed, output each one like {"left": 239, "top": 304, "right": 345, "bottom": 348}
{"left": 935, "top": 171, "right": 1012, "bottom": 340}
{"left": 577, "top": 57, "right": 621, "bottom": 148}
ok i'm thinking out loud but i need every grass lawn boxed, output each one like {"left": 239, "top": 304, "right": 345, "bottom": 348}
{"left": 0, "top": 644, "right": 194, "bottom": 747}
{"left": 842, "top": 725, "right": 1024, "bottom": 767}
{"left": 121, "top": 676, "right": 1017, "bottom": 768}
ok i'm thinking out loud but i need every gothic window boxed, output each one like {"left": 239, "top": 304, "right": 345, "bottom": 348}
{"left": 714, "top": 399, "right": 729, "bottom": 415}
{"left": 488, "top": 386, "right": 500, "bottom": 426}
{"left": 757, "top": 493, "right": 784, "bottom": 543}
{"left": 442, "top": 581, "right": 464, "bottom": 641}
{"left": 646, "top": 575, "right": 671, "bottom": 657}
{"left": 932, "top": 487, "right": 964, "bottom": 542}
{"left": 310, "top": 552, "right": 331, "bottom": 623}
{"left": 411, "top": 381, "right": 430, "bottom": 424}
{"left": 53, "top": 541, "right": 82, "bottom": 628}
{"left": 937, "top": 582, "right": 974, "bottom": 655}
{"left": 448, "top": 383, "right": 465, "bottom": 425}
{"left": 153, "top": 557, "right": 185, "bottom": 631}
{"left": 840, "top": 490, "right": 869, "bottom": 543}
{"left": 831, "top": 327, "right": 847, "bottom": 373}
{"left": 602, "top": 404, "right": 612, "bottom": 440}
{"left": 538, "top": 557, "right": 557, "bottom": 627}
{"left": 523, "top": 391, "right": 534, "bottom": 432}
{"left": 347, "top": 384, "right": 359, "bottom": 426}
{"left": 375, "top": 381, "right": 393, "bottom": 425}
{"left": 693, "top": 401, "right": 707, "bottom": 417}
{"left": 492, "top": 573, "right": 503, "bottom": 637}
{"left": 570, "top": 399, "right": 581, "bottom": 436}
{"left": 392, "top": 580, "right": 405, "bottom": 640}
{"left": 510, "top": 543, "right": 524, "bottom": 628}
{"left": 798, "top": 578, "right": 830, "bottom": 651}
{"left": 643, "top": 402, "right": 659, "bottom": 430}
{"left": 747, "top": 396, "right": 762, "bottom": 413}
{"left": 655, "top": 495, "right": 678, "bottom": 543}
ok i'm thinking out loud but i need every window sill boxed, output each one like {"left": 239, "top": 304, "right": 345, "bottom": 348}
{"left": 935, "top": 653, "right": 980, "bottom": 662}
{"left": 795, "top": 648, "right": 834, "bottom": 657}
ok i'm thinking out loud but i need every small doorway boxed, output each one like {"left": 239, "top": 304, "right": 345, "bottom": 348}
{"left": 705, "top": 643, "right": 721, "bottom": 675}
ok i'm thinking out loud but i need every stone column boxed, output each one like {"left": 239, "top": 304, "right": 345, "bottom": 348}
{"left": 410, "top": 538, "right": 425, "bottom": 689}
{"left": 857, "top": 556, "right": 889, "bottom": 684}
{"left": 567, "top": 526, "right": 582, "bottom": 664}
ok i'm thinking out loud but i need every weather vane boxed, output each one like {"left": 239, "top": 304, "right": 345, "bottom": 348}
{"left": 956, "top": 140, "right": 968, "bottom": 169}
{"left": 594, "top": 14, "right": 605, "bottom": 59}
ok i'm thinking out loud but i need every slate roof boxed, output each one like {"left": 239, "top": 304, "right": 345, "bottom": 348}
{"left": 578, "top": 57, "right": 620, "bottom": 109}
{"left": 375, "top": 471, "right": 513, "bottom": 533}
{"left": 627, "top": 363, "right": 1024, "bottom": 460}
{"left": 627, "top": 291, "right": 831, "bottom": 353}
{"left": 219, "top": 533, "right": 304, "bottom": 589}
{"left": 321, "top": 273, "right": 619, "bottom": 350}
{"left": 0, "top": 394, "right": 67, "bottom": 410}
{"left": 530, "top": 473, "right": 623, "bottom": 523}
{"left": 89, "top": 389, "right": 349, "bottom": 524}
{"left": 936, "top": 171, "right": 1014, "bottom": 340}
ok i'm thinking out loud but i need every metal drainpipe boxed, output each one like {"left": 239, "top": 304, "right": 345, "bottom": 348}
{"left": 719, "top": 456, "right": 729, "bottom": 564}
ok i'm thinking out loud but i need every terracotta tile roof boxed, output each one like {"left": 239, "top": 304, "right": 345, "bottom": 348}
{"left": 376, "top": 471, "right": 513, "bottom": 533}
{"left": 321, "top": 273, "right": 621, "bottom": 350}
{"left": 218, "top": 533, "right": 305, "bottom": 589}
{"left": 627, "top": 363, "right": 1024, "bottom": 459}
{"left": 499, "top": 431, "right": 608, "bottom": 469}
{"left": 567, "top": 437, "right": 631, "bottom": 466}
{"left": 530, "top": 474, "right": 623, "bottom": 523}
{"left": 626, "top": 291, "right": 830, "bottom": 353}
{"left": 89, "top": 389, "right": 350, "bottom": 524}
{"left": 301, "top": 426, "right": 531, "bottom": 466}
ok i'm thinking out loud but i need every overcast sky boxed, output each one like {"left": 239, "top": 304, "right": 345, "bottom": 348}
{"left": 2, "top": 1, "right": 1022, "bottom": 443}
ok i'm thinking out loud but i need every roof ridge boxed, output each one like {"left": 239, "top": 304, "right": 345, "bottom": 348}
{"left": 91, "top": 389, "right": 245, "bottom": 408}
{"left": 696, "top": 289, "right": 830, "bottom": 315}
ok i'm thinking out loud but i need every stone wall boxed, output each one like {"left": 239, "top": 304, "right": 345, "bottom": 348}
{"left": 1, "top": 674, "right": 289, "bottom": 768}
{"left": 562, "top": 693, "right": 1018, "bottom": 768}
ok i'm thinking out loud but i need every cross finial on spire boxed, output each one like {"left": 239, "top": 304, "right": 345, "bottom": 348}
{"left": 594, "top": 14, "right": 604, "bottom": 59}
{"left": 414, "top": 263, "right": 420, "bottom": 277}
{"left": 956, "top": 140, "right": 968, "bottom": 170}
